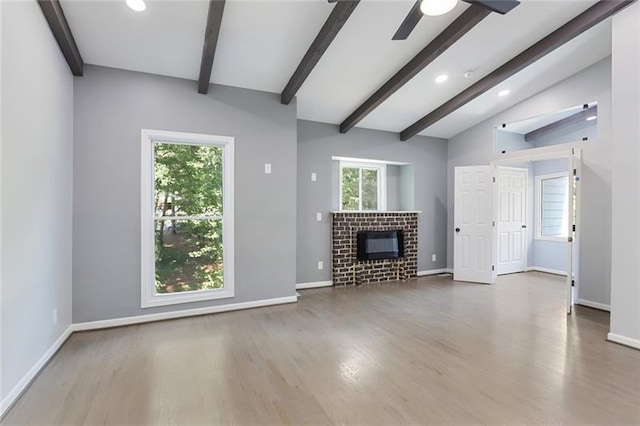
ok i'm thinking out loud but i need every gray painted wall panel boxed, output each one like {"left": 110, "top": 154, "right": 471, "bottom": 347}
{"left": 610, "top": 2, "right": 640, "bottom": 342}
{"left": 73, "top": 66, "right": 297, "bottom": 323}
{"left": 297, "top": 120, "right": 448, "bottom": 284}
{"left": 448, "top": 58, "right": 613, "bottom": 306}
{"left": 1, "top": 1, "right": 74, "bottom": 399}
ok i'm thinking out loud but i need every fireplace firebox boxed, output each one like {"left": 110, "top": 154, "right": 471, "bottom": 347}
{"left": 357, "top": 230, "right": 404, "bottom": 261}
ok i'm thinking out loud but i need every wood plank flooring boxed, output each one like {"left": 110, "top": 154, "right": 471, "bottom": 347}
{"left": 3, "top": 272, "right": 640, "bottom": 424}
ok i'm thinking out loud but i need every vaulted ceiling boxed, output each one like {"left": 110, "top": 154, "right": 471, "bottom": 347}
{"left": 59, "top": 0, "right": 615, "bottom": 139}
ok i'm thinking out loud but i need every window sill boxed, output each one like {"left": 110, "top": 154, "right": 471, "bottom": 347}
{"left": 141, "top": 287, "right": 234, "bottom": 308}
{"left": 534, "top": 236, "right": 568, "bottom": 242}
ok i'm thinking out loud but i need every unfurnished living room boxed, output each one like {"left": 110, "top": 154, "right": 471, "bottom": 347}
{"left": 1, "top": 0, "right": 640, "bottom": 424}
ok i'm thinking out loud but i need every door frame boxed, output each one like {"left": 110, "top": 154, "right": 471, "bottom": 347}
{"left": 496, "top": 166, "right": 529, "bottom": 276}
{"left": 490, "top": 145, "right": 582, "bottom": 312}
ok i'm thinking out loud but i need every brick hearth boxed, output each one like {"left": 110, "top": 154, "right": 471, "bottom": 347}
{"left": 331, "top": 212, "right": 418, "bottom": 286}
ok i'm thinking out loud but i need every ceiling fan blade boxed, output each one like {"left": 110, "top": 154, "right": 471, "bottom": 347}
{"left": 392, "top": 0, "right": 423, "bottom": 40}
{"left": 463, "top": 0, "right": 520, "bottom": 15}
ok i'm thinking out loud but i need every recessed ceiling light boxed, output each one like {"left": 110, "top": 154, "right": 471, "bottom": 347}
{"left": 498, "top": 89, "right": 511, "bottom": 97}
{"left": 586, "top": 115, "right": 597, "bottom": 121}
{"left": 126, "top": 0, "right": 146, "bottom": 12}
{"left": 420, "top": 0, "right": 458, "bottom": 16}
{"left": 435, "top": 74, "right": 449, "bottom": 84}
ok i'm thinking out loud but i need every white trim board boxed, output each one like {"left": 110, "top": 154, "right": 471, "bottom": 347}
{"left": 525, "top": 266, "right": 567, "bottom": 276}
{"left": 0, "top": 295, "right": 298, "bottom": 419}
{"left": 296, "top": 281, "right": 333, "bottom": 290}
{"left": 1, "top": 326, "right": 74, "bottom": 419}
{"left": 418, "top": 269, "right": 453, "bottom": 276}
{"left": 72, "top": 295, "right": 298, "bottom": 332}
{"left": 607, "top": 333, "right": 640, "bottom": 351}
{"left": 576, "top": 299, "right": 610, "bottom": 312}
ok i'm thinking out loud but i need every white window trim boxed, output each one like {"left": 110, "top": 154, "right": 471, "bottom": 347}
{"left": 140, "top": 129, "right": 235, "bottom": 308}
{"left": 338, "top": 160, "right": 387, "bottom": 212}
{"left": 535, "top": 171, "right": 569, "bottom": 242}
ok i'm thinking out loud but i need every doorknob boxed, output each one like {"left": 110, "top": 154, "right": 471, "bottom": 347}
{"left": 455, "top": 228, "right": 461, "bottom": 233}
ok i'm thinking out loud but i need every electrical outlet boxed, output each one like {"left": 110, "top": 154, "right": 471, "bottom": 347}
{"left": 311, "top": 172, "right": 317, "bottom": 182}
{"left": 52, "top": 309, "right": 58, "bottom": 327}
{"left": 432, "top": 254, "right": 437, "bottom": 262}
{"left": 318, "top": 261, "right": 324, "bottom": 270}
{"left": 264, "top": 163, "right": 272, "bottom": 174}
{"left": 316, "top": 212, "right": 322, "bottom": 222}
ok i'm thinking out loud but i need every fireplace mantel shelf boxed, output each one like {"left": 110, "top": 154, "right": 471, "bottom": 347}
{"left": 331, "top": 211, "right": 421, "bottom": 214}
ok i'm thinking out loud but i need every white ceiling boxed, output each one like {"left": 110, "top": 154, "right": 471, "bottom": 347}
{"left": 60, "top": 0, "right": 612, "bottom": 139}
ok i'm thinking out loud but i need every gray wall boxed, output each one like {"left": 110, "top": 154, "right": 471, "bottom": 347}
{"left": 532, "top": 159, "right": 568, "bottom": 273}
{"left": 495, "top": 130, "right": 531, "bottom": 154}
{"left": 73, "top": 65, "right": 297, "bottom": 323}
{"left": 447, "top": 58, "right": 613, "bottom": 306}
{"left": 1, "top": 1, "right": 73, "bottom": 400}
{"left": 297, "top": 120, "right": 448, "bottom": 284}
{"left": 610, "top": 2, "right": 640, "bottom": 344}
{"left": 532, "top": 119, "right": 597, "bottom": 149}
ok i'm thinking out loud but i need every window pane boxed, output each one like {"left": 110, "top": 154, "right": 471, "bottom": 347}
{"left": 154, "top": 143, "right": 223, "bottom": 217}
{"left": 155, "top": 219, "right": 223, "bottom": 293}
{"left": 341, "top": 167, "right": 360, "bottom": 210}
{"left": 541, "top": 176, "right": 568, "bottom": 237}
{"left": 362, "top": 168, "right": 378, "bottom": 211}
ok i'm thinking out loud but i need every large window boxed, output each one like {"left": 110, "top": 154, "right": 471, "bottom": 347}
{"left": 141, "top": 130, "right": 234, "bottom": 308}
{"left": 535, "top": 172, "right": 569, "bottom": 241}
{"left": 339, "top": 161, "right": 386, "bottom": 211}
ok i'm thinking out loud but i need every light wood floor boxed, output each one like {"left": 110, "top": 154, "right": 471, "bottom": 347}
{"left": 4, "top": 272, "right": 640, "bottom": 425}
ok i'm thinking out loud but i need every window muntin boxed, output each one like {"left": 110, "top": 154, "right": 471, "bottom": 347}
{"left": 536, "top": 173, "right": 569, "bottom": 241}
{"left": 141, "top": 130, "right": 234, "bottom": 308}
{"left": 339, "top": 162, "right": 386, "bottom": 211}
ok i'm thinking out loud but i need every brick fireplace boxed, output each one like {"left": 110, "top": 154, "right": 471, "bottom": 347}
{"left": 331, "top": 212, "right": 418, "bottom": 286}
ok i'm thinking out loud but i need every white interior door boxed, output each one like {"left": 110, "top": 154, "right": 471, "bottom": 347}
{"left": 454, "top": 166, "right": 495, "bottom": 284}
{"left": 496, "top": 167, "right": 527, "bottom": 275}
{"left": 566, "top": 155, "right": 578, "bottom": 314}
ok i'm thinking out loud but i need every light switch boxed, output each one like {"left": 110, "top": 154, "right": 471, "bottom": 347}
{"left": 318, "top": 261, "right": 324, "bottom": 270}
{"left": 264, "top": 163, "right": 272, "bottom": 174}
{"left": 316, "top": 212, "right": 322, "bottom": 222}
{"left": 311, "top": 172, "right": 317, "bottom": 182}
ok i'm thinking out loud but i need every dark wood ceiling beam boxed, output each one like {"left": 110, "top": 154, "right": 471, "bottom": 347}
{"left": 281, "top": 0, "right": 360, "bottom": 105}
{"left": 400, "top": 0, "right": 635, "bottom": 141}
{"left": 37, "top": 0, "right": 84, "bottom": 76}
{"left": 340, "top": 5, "right": 490, "bottom": 134}
{"left": 524, "top": 105, "right": 597, "bottom": 142}
{"left": 198, "top": 0, "right": 226, "bottom": 94}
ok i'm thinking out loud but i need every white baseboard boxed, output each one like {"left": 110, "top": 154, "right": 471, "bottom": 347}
{"left": 607, "top": 333, "right": 640, "bottom": 350}
{"left": 576, "top": 299, "right": 610, "bottom": 312}
{"left": 296, "top": 281, "right": 333, "bottom": 290}
{"left": 72, "top": 295, "right": 298, "bottom": 332}
{"left": 1, "top": 326, "right": 74, "bottom": 418}
{"left": 525, "top": 266, "right": 567, "bottom": 276}
{"left": 418, "top": 268, "right": 453, "bottom": 277}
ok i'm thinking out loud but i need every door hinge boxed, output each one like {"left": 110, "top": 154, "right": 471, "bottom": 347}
{"left": 492, "top": 221, "right": 496, "bottom": 227}
{"left": 573, "top": 168, "right": 577, "bottom": 176}
{"left": 493, "top": 177, "right": 496, "bottom": 183}
{"left": 568, "top": 236, "right": 574, "bottom": 243}
{"left": 492, "top": 265, "right": 495, "bottom": 271}
{"left": 572, "top": 224, "right": 576, "bottom": 232}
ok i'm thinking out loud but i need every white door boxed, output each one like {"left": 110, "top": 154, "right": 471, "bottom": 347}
{"left": 566, "top": 155, "right": 579, "bottom": 314}
{"left": 496, "top": 167, "right": 527, "bottom": 275}
{"left": 454, "top": 166, "right": 495, "bottom": 284}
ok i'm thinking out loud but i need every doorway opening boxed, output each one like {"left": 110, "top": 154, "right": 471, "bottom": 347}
{"left": 453, "top": 146, "right": 581, "bottom": 314}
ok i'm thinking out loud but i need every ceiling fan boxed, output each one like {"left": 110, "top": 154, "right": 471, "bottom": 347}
{"left": 392, "top": 0, "right": 520, "bottom": 40}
